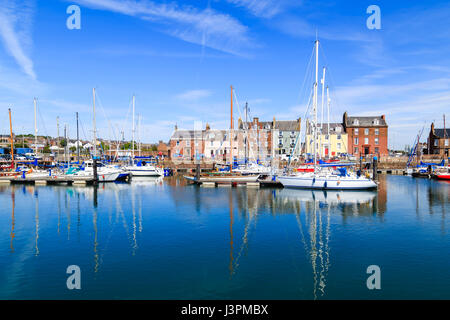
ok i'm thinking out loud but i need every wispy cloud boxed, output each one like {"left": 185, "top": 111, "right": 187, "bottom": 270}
{"left": 176, "top": 89, "right": 212, "bottom": 101}
{"left": 72, "top": 0, "right": 255, "bottom": 56}
{"left": 0, "top": 0, "right": 36, "bottom": 79}
{"left": 226, "top": 0, "right": 286, "bottom": 18}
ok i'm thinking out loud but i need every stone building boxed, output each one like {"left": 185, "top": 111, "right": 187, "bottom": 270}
{"left": 427, "top": 122, "right": 450, "bottom": 157}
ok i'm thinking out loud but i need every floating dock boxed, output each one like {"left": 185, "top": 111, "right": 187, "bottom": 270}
{"left": 0, "top": 175, "right": 94, "bottom": 185}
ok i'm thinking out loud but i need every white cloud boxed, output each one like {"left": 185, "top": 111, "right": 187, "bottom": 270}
{"left": 0, "top": 0, "right": 36, "bottom": 79}
{"left": 176, "top": 89, "right": 212, "bottom": 101}
{"left": 72, "top": 0, "right": 255, "bottom": 56}
{"left": 226, "top": 0, "right": 283, "bottom": 18}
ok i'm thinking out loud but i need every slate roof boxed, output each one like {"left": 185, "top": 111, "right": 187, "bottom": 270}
{"left": 345, "top": 116, "right": 387, "bottom": 127}
{"left": 306, "top": 122, "right": 345, "bottom": 135}
{"left": 274, "top": 120, "right": 300, "bottom": 131}
{"left": 238, "top": 120, "right": 300, "bottom": 131}
{"left": 434, "top": 128, "right": 450, "bottom": 138}
{"left": 170, "top": 129, "right": 230, "bottom": 140}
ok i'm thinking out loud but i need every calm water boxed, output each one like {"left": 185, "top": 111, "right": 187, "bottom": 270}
{"left": 0, "top": 175, "right": 449, "bottom": 299}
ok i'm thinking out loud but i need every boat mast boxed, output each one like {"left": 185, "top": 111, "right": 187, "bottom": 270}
{"left": 230, "top": 85, "right": 233, "bottom": 173}
{"left": 34, "top": 98, "right": 37, "bottom": 155}
{"left": 138, "top": 114, "right": 141, "bottom": 158}
{"left": 327, "top": 86, "right": 330, "bottom": 154}
{"left": 313, "top": 40, "right": 319, "bottom": 173}
{"left": 132, "top": 94, "right": 135, "bottom": 160}
{"left": 9, "top": 108, "right": 14, "bottom": 168}
{"left": 56, "top": 117, "right": 60, "bottom": 162}
{"left": 245, "top": 102, "right": 248, "bottom": 166}
{"left": 93, "top": 88, "right": 97, "bottom": 158}
{"left": 76, "top": 112, "right": 80, "bottom": 163}
{"left": 320, "top": 67, "right": 326, "bottom": 158}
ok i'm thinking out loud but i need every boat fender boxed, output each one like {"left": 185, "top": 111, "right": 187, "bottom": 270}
{"left": 337, "top": 180, "right": 340, "bottom": 186}
{"left": 312, "top": 177, "right": 315, "bottom": 184}
{"left": 324, "top": 181, "right": 327, "bottom": 189}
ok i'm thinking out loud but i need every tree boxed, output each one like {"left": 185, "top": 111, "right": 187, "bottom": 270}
{"left": 69, "top": 146, "right": 76, "bottom": 153}
{"left": 43, "top": 144, "right": 51, "bottom": 154}
{"left": 60, "top": 139, "right": 67, "bottom": 147}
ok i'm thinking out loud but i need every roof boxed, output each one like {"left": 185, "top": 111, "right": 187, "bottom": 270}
{"left": 237, "top": 120, "right": 300, "bottom": 131}
{"left": 306, "top": 122, "right": 345, "bottom": 134}
{"left": 274, "top": 120, "right": 300, "bottom": 131}
{"left": 170, "top": 129, "right": 230, "bottom": 140}
{"left": 345, "top": 116, "right": 387, "bottom": 127}
{"left": 434, "top": 128, "right": 450, "bottom": 138}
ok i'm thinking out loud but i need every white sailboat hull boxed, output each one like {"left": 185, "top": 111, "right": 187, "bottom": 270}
{"left": 277, "top": 175, "right": 377, "bottom": 190}
{"left": 126, "top": 166, "right": 164, "bottom": 177}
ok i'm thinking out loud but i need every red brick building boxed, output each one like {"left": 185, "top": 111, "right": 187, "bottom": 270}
{"left": 343, "top": 112, "right": 388, "bottom": 156}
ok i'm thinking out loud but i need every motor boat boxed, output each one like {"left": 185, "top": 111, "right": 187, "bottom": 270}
{"left": 125, "top": 162, "right": 164, "bottom": 177}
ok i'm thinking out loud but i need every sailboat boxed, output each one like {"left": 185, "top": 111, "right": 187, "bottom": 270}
{"left": 277, "top": 40, "right": 377, "bottom": 190}
{"left": 124, "top": 95, "right": 164, "bottom": 177}
{"left": 184, "top": 86, "right": 261, "bottom": 184}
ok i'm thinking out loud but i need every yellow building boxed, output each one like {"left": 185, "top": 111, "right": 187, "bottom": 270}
{"left": 305, "top": 122, "right": 348, "bottom": 157}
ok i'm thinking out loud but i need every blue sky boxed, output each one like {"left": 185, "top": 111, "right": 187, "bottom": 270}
{"left": 0, "top": 0, "right": 449, "bottom": 149}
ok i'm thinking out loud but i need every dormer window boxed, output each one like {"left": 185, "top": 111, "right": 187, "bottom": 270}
{"left": 374, "top": 119, "right": 379, "bottom": 125}
{"left": 353, "top": 119, "right": 359, "bottom": 125}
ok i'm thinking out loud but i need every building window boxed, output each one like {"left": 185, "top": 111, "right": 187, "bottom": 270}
{"left": 375, "top": 147, "right": 379, "bottom": 153}
{"left": 354, "top": 147, "right": 358, "bottom": 154}
{"left": 374, "top": 119, "right": 379, "bottom": 125}
{"left": 353, "top": 119, "right": 359, "bottom": 125}
{"left": 337, "top": 143, "right": 341, "bottom": 149}
{"left": 337, "top": 134, "right": 341, "bottom": 140}
{"left": 325, "top": 135, "right": 329, "bottom": 140}
{"left": 336, "top": 127, "right": 341, "bottom": 133}
{"left": 445, "top": 139, "right": 449, "bottom": 147}
{"left": 364, "top": 137, "right": 369, "bottom": 144}
{"left": 375, "top": 138, "right": 379, "bottom": 145}
{"left": 354, "top": 137, "right": 359, "bottom": 145}
{"left": 375, "top": 129, "right": 379, "bottom": 135}
{"left": 365, "top": 128, "right": 369, "bottom": 135}
{"left": 176, "top": 141, "right": 179, "bottom": 146}
{"left": 279, "top": 139, "right": 282, "bottom": 145}
{"left": 195, "top": 141, "right": 199, "bottom": 147}
{"left": 434, "top": 140, "right": 438, "bottom": 147}
{"left": 186, "top": 140, "right": 190, "bottom": 147}
{"left": 354, "top": 128, "right": 359, "bottom": 135}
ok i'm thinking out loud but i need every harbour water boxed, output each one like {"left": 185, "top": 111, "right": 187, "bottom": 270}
{"left": 0, "top": 175, "right": 449, "bottom": 299}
